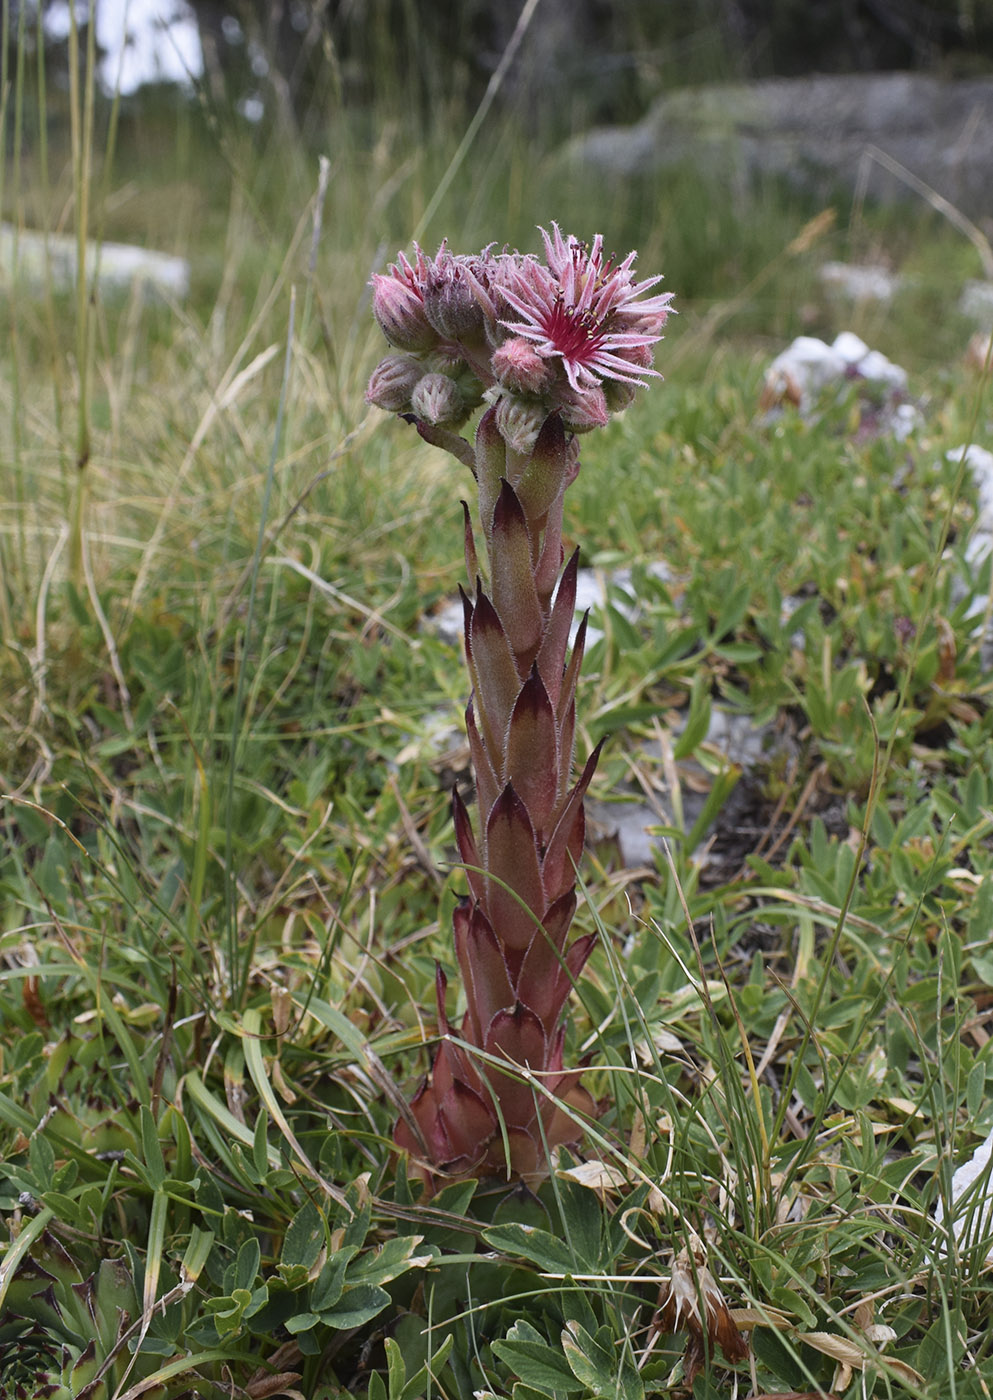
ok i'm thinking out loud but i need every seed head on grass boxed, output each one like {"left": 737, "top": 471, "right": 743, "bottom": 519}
{"left": 368, "top": 227, "right": 672, "bottom": 1187}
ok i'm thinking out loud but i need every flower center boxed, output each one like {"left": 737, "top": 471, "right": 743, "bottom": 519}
{"left": 544, "top": 298, "right": 603, "bottom": 363}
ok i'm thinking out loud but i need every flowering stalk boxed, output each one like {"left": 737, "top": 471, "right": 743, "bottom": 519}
{"left": 366, "top": 227, "right": 672, "bottom": 1184}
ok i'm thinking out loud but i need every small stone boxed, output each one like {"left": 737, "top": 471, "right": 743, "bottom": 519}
{"left": 820, "top": 261, "right": 900, "bottom": 303}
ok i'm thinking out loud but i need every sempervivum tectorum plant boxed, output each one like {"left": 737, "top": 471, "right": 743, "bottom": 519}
{"left": 367, "top": 226, "right": 672, "bottom": 1186}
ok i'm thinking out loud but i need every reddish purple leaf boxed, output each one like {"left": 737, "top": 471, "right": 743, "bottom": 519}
{"left": 474, "top": 405, "right": 507, "bottom": 551}
{"left": 511, "top": 889, "right": 577, "bottom": 995}
{"left": 430, "top": 1033, "right": 479, "bottom": 1104}
{"left": 462, "top": 500, "right": 478, "bottom": 584}
{"left": 533, "top": 503, "right": 565, "bottom": 609}
{"left": 459, "top": 585, "right": 474, "bottom": 670}
{"left": 394, "top": 1079, "right": 449, "bottom": 1166}
{"left": 454, "top": 900, "right": 514, "bottom": 1043}
{"left": 482, "top": 1002, "right": 549, "bottom": 1130}
{"left": 556, "top": 697, "right": 576, "bottom": 809}
{"left": 437, "top": 1077, "right": 497, "bottom": 1164}
{"left": 541, "top": 741, "right": 602, "bottom": 903}
{"left": 485, "top": 783, "right": 546, "bottom": 951}
{"left": 514, "top": 413, "right": 569, "bottom": 523}
{"left": 491, "top": 481, "right": 543, "bottom": 664}
{"left": 504, "top": 665, "right": 559, "bottom": 834}
{"left": 469, "top": 585, "right": 522, "bottom": 758}
{"left": 517, "top": 924, "right": 597, "bottom": 1035}
{"left": 452, "top": 788, "right": 485, "bottom": 904}
{"left": 496, "top": 1125, "right": 544, "bottom": 1180}
{"left": 434, "top": 963, "right": 450, "bottom": 1034}
{"left": 466, "top": 699, "right": 499, "bottom": 829}
{"left": 536, "top": 549, "right": 579, "bottom": 705}
{"left": 556, "top": 610, "right": 588, "bottom": 732}
{"left": 540, "top": 1069, "right": 596, "bottom": 1151}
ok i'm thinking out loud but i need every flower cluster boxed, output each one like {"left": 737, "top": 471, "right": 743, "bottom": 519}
{"left": 366, "top": 226, "right": 672, "bottom": 449}
{"left": 368, "top": 228, "right": 671, "bottom": 1187}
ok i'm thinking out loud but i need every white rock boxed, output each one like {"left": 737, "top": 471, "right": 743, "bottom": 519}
{"left": 820, "top": 261, "right": 900, "bottom": 303}
{"left": 960, "top": 280, "right": 993, "bottom": 328}
{"left": 935, "top": 1126, "right": 993, "bottom": 1258}
{"left": 761, "top": 332, "right": 911, "bottom": 423}
{"left": 831, "top": 330, "right": 871, "bottom": 364}
{"left": 946, "top": 445, "right": 993, "bottom": 636}
{"left": 950, "top": 443, "right": 993, "bottom": 518}
{"left": 0, "top": 222, "right": 190, "bottom": 300}
{"left": 890, "top": 402, "right": 923, "bottom": 440}
{"left": 762, "top": 336, "right": 848, "bottom": 411}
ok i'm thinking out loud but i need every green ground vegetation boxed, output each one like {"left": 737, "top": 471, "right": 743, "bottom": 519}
{"left": 2, "top": 21, "right": 993, "bottom": 1400}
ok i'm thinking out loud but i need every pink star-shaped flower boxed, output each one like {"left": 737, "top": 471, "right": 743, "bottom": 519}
{"left": 498, "top": 224, "right": 673, "bottom": 393}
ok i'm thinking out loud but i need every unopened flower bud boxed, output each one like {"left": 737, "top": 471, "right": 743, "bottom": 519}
{"left": 371, "top": 273, "right": 439, "bottom": 352}
{"left": 603, "top": 380, "right": 638, "bottom": 413}
{"left": 556, "top": 384, "right": 609, "bottom": 434}
{"left": 365, "top": 353, "right": 424, "bottom": 412}
{"left": 494, "top": 394, "right": 548, "bottom": 454}
{"left": 491, "top": 337, "right": 555, "bottom": 396}
{"left": 423, "top": 252, "right": 493, "bottom": 344}
{"left": 411, "top": 372, "right": 465, "bottom": 426}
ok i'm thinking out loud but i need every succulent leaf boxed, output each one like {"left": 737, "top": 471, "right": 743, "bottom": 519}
{"left": 485, "top": 785, "right": 546, "bottom": 951}
{"left": 468, "top": 585, "right": 522, "bottom": 759}
{"left": 481, "top": 1003, "right": 549, "bottom": 1128}
{"left": 490, "top": 481, "right": 543, "bottom": 663}
{"left": 452, "top": 788, "right": 484, "bottom": 904}
{"left": 541, "top": 742, "right": 602, "bottom": 903}
{"left": 536, "top": 548, "right": 580, "bottom": 705}
{"left": 504, "top": 666, "right": 559, "bottom": 834}
{"left": 453, "top": 901, "right": 514, "bottom": 1042}
{"left": 465, "top": 699, "right": 499, "bottom": 826}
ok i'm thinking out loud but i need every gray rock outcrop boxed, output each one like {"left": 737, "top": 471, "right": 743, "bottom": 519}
{"left": 563, "top": 73, "right": 993, "bottom": 216}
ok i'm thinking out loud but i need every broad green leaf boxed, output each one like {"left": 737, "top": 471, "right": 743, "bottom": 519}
{"left": 482, "top": 1222, "right": 578, "bottom": 1274}
{"left": 322, "top": 1282, "right": 391, "bottom": 1329}
{"left": 293, "top": 994, "right": 369, "bottom": 1060}
{"left": 561, "top": 1321, "right": 643, "bottom": 1400}
{"left": 206, "top": 1287, "right": 253, "bottom": 1335}
{"left": 341, "top": 1189, "right": 373, "bottom": 1250}
{"left": 234, "top": 1237, "right": 261, "bottom": 1294}
{"left": 349, "top": 1234, "right": 436, "bottom": 1287}
{"left": 281, "top": 1199, "right": 325, "bottom": 1270}
{"left": 285, "top": 1309, "right": 322, "bottom": 1335}
{"left": 672, "top": 672, "right": 711, "bottom": 759}
{"left": 29, "top": 1129, "right": 55, "bottom": 1187}
{"left": 491, "top": 1333, "right": 583, "bottom": 1393}
{"left": 310, "top": 1247, "right": 358, "bottom": 1312}
{"left": 967, "top": 1061, "right": 986, "bottom": 1120}
{"left": 556, "top": 1171, "right": 607, "bottom": 1271}
{"left": 385, "top": 1336, "right": 406, "bottom": 1397}
{"left": 180, "top": 1227, "right": 214, "bottom": 1285}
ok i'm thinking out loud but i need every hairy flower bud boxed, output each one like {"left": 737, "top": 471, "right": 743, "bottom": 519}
{"left": 423, "top": 252, "right": 492, "bottom": 345}
{"left": 411, "top": 372, "right": 465, "bottom": 426}
{"left": 365, "top": 352, "right": 424, "bottom": 412}
{"left": 494, "top": 393, "right": 548, "bottom": 455}
{"left": 371, "top": 272, "right": 439, "bottom": 352}
{"left": 603, "top": 379, "right": 638, "bottom": 413}
{"left": 491, "top": 336, "right": 555, "bottom": 396}
{"left": 556, "top": 384, "right": 608, "bottom": 434}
